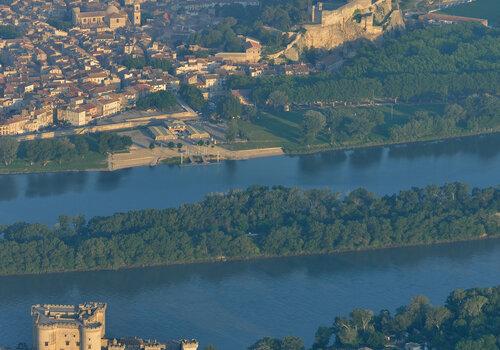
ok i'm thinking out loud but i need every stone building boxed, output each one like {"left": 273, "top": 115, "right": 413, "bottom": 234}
{"left": 215, "top": 37, "right": 261, "bottom": 63}
{"left": 71, "top": 2, "right": 141, "bottom": 30}
{"left": 32, "top": 303, "right": 198, "bottom": 350}
{"left": 32, "top": 303, "right": 106, "bottom": 350}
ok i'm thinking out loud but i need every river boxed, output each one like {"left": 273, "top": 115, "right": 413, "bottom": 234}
{"left": 0, "top": 239, "right": 499, "bottom": 348}
{"left": 1, "top": 133, "right": 499, "bottom": 224}
{"left": 1, "top": 133, "right": 499, "bottom": 347}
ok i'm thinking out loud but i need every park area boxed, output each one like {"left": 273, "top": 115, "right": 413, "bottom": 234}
{"left": 227, "top": 103, "right": 446, "bottom": 152}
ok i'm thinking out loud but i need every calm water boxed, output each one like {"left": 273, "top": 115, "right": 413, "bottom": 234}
{"left": 441, "top": 0, "right": 499, "bottom": 26}
{"left": 1, "top": 133, "right": 499, "bottom": 224}
{"left": 0, "top": 240, "right": 499, "bottom": 348}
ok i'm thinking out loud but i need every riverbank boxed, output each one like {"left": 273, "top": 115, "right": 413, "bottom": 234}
{"left": 439, "top": 0, "right": 499, "bottom": 26}
{"left": 0, "top": 232, "right": 498, "bottom": 278}
{"left": 0, "top": 129, "right": 497, "bottom": 175}
{"left": 0, "top": 153, "right": 107, "bottom": 175}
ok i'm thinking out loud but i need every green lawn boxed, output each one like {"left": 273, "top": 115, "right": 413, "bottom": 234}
{"left": 440, "top": 0, "right": 499, "bottom": 26}
{"left": 0, "top": 153, "right": 107, "bottom": 174}
{"left": 227, "top": 103, "right": 446, "bottom": 152}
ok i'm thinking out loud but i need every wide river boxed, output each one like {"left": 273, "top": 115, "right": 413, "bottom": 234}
{"left": 0, "top": 133, "right": 499, "bottom": 347}
{"left": 1, "top": 133, "right": 500, "bottom": 224}
{"left": 1, "top": 240, "right": 499, "bottom": 348}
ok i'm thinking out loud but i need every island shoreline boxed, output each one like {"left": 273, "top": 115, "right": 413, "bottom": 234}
{"left": 1, "top": 234, "right": 498, "bottom": 278}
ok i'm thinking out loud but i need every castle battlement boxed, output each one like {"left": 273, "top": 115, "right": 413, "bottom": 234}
{"left": 272, "top": 0, "right": 403, "bottom": 61}
{"left": 32, "top": 302, "right": 106, "bottom": 350}
{"left": 32, "top": 302, "right": 198, "bottom": 350}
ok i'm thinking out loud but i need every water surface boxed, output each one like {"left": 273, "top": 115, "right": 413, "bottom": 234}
{"left": 0, "top": 239, "right": 499, "bottom": 348}
{"left": 1, "top": 133, "right": 499, "bottom": 224}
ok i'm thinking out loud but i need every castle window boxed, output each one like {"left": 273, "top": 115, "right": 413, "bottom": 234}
{"left": 76, "top": 342, "right": 80, "bottom": 346}
{"left": 44, "top": 342, "right": 49, "bottom": 347}
{"left": 66, "top": 341, "right": 70, "bottom": 346}
{"left": 88, "top": 345, "right": 91, "bottom": 349}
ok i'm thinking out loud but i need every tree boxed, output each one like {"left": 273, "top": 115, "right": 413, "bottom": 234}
{"left": 425, "top": 306, "right": 451, "bottom": 332}
{"left": 0, "top": 137, "right": 19, "bottom": 165}
{"left": 267, "top": 90, "right": 289, "bottom": 111}
{"left": 281, "top": 336, "right": 304, "bottom": 350}
{"left": 302, "top": 111, "right": 326, "bottom": 145}
{"left": 248, "top": 337, "right": 280, "bottom": 350}
{"left": 72, "top": 137, "right": 90, "bottom": 156}
{"left": 217, "top": 95, "right": 242, "bottom": 120}
{"left": 137, "top": 91, "right": 178, "bottom": 111}
{"left": 225, "top": 119, "right": 239, "bottom": 142}
{"left": 351, "top": 309, "right": 374, "bottom": 332}
{"left": 461, "top": 295, "right": 488, "bottom": 318}
{"left": 312, "top": 326, "right": 334, "bottom": 350}
{"left": 0, "top": 25, "right": 20, "bottom": 39}
{"left": 455, "top": 335, "right": 498, "bottom": 350}
{"left": 54, "top": 138, "right": 76, "bottom": 164}
{"left": 179, "top": 84, "right": 206, "bottom": 111}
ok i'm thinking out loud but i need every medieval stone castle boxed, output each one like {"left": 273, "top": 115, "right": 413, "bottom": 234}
{"left": 31, "top": 303, "right": 198, "bottom": 350}
{"left": 272, "top": 0, "right": 404, "bottom": 61}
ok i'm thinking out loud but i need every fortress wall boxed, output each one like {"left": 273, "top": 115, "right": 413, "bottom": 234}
{"left": 35, "top": 327, "right": 55, "bottom": 350}
{"left": 80, "top": 326, "right": 102, "bottom": 350}
{"left": 321, "top": 0, "right": 373, "bottom": 26}
{"left": 35, "top": 326, "right": 80, "bottom": 350}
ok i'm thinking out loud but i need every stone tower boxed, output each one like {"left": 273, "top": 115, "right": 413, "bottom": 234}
{"left": 133, "top": 1, "right": 141, "bottom": 26}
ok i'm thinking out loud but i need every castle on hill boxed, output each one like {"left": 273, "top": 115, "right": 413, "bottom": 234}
{"left": 31, "top": 302, "right": 198, "bottom": 350}
{"left": 269, "top": 0, "right": 405, "bottom": 61}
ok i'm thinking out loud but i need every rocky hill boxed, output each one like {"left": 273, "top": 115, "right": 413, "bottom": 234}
{"left": 269, "top": 0, "right": 404, "bottom": 61}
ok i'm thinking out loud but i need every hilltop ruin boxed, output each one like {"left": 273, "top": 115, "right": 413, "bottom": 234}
{"left": 270, "top": 0, "right": 405, "bottom": 61}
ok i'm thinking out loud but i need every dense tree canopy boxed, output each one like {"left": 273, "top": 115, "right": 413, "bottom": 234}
{"left": 0, "top": 136, "right": 19, "bottom": 165}
{"left": 0, "top": 183, "right": 497, "bottom": 276}
{"left": 11, "top": 133, "right": 131, "bottom": 166}
{"left": 217, "top": 95, "right": 243, "bottom": 119}
{"left": 137, "top": 90, "right": 179, "bottom": 112}
{"left": 229, "top": 24, "right": 500, "bottom": 105}
{"left": 0, "top": 25, "right": 20, "bottom": 39}
{"left": 249, "top": 286, "right": 500, "bottom": 350}
{"left": 302, "top": 111, "right": 326, "bottom": 144}
{"left": 179, "top": 84, "right": 206, "bottom": 111}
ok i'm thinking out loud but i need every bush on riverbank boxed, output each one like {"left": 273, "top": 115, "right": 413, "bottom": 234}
{"left": 249, "top": 286, "right": 500, "bottom": 350}
{"left": 0, "top": 183, "right": 498, "bottom": 276}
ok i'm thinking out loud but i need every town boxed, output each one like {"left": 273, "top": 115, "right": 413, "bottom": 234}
{"left": 2, "top": 0, "right": 490, "bottom": 170}
{"left": 0, "top": 1, "right": 498, "bottom": 349}
{"left": 0, "top": 0, "right": 313, "bottom": 168}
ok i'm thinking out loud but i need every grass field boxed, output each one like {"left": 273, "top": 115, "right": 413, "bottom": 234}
{"left": 228, "top": 103, "right": 446, "bottom": 152}
{"left": 0, "top": 153, "right": 107, "bottom": 174}
{"left": 441, "top": 0, "right": 499, "bottom": 26}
